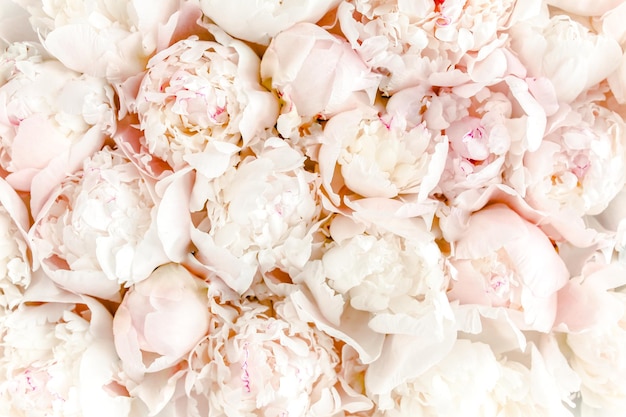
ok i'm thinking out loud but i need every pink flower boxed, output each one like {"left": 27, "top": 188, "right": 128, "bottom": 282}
{"left": 0, "top": 42, "right": 116, "bottom": 215}
{"left": 113, "top": 263, "right": 210, "bottom": 381}
{"left": 261, "top": 22, "right": 381, "bottom": 124}
{"left": 446, "top": 204, "right": 569, "bottom": 332}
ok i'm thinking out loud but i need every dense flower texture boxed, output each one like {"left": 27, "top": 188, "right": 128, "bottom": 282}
{"left": 134, "top": 24, "right": 278, "bottom": 172}
{"left": 3, "top": 0, "right": 626, "bottom": 416}
{"left": 0, "top": 41, "right": 116, "bottom": 213}
{"left": 31, "top": 147, "right": 168, "bottom": 300}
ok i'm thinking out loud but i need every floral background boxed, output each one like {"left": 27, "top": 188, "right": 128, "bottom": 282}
{"left": 0, "top": 0, "right": 626, "bottom": 416}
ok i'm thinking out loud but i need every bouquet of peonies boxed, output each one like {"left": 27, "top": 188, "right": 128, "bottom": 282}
{"left": 1, "top": 0, "right": 626, "bottom": 415}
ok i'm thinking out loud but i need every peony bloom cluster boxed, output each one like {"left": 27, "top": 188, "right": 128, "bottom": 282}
{"left": 2, "top": 0, "right": 626, "bottom": 416}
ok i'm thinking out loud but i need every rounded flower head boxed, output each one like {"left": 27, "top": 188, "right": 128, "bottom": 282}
{"left": 509, "top": 15, "right": 621, "bottom": 103}
{"left": 0, "top": 42, "right": 115, "bottom": 202}
{"left": 113, "top": 263, "right": 210, "bottom": 381}
{"left": 182, "top": 298, "right": 345, "bottom": 417}
{"left": 0, "top": 295, "right": 132, "bottom": 417}
{"left": 446, "top": 204, "right": 569, "bottom": 332}
{"left": 293, "top": 213, "right": 452, "bottom": 371}
{"left": 319, "top": 98, "right": 447, "bottom": 202}
{"left": 431, "top": 78, "right": 548, "bottom": 200}
{"left": 136, "top": 27, "right": 278, "bottom": 172}
{"left": 31, "top": 147, "right": 169, "bottom": 301}
{"left": 260, "top": 22, "right": 381, "bottom": 124}
{"left": 337, "top": 0, "right": 539, "bottom": 93}
{"left": 190, "top": 138, "right": 321, "bottom": 294}
{"left": 523, "top": 96, "right": 626, "bottom": 217}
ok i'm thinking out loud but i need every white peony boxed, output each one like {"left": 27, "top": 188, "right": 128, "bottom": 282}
{"left": 13, "top": 0, "right": 198, "bottom": 82}
{"left": 523, "top": 93, "right": 626, "bottom": 217}
{"left": 174, "top": 297, "right": 348, "bottom": 417}
{"left": 305, "top": 217, "right": 445, "bottom": 321}
{"left": 374, "top": 338, "right": 578, "bottom": 417}
{"left": 337, "top": 0, "right": 541, "bottom": 93}
{"left": 31, "top": 147, "right": 169, "bottom": 301}
{"left": 0, "top": 288, "right": 132, "bottom": 417}
{"left": 134, "top": 26, "right": 278, "bottom": 172}
{"left": 0, "top": 42, "right": 115, "bottom": 214}
{"left": 318, "top": 97, "right": 447, "bottom": 202}
{"left": 509, "top": 15, "right": 621, "bottom": 103}
{"left": 189, "top": 138, "right": 321, "bottom": 294}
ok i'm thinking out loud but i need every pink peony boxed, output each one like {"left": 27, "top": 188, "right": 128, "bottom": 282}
{"left": 446, "top": 203, "right": 569, "bottom": 332}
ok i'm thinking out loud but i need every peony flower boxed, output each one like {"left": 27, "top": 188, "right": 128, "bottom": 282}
{"left": 431, "top": 77, "right": 548, "bottom": 200}
{"left": 373, "top": 337, "right": 578, "bottom": 416}
{"left": 565, "top": 291, "right": 626, "bottom": 416}
{"left": 30, "top": 147, "right": 169, "bottom": 301}
{"left": 509, "top": 15, "right": 621, "bottom": 103}
{"left": 0, "top": 41, "right": 116, "bottom": 214}
{"left": 260, "top": 22, "right": 381, "bottom": 125}
{"left": 113, "top": 263, "right": 210, "bottom": 382}
{"left": 13, "top": 0, "right": 202, "bottom": 83}
{"left": 318, "top": 97, "right": 447, "bottom": 202}
{"left": 187, "top": 138, "right": 321, "bottom": 294}
{"left": 336, "top": 0, "right": 540, "bottom": 94}
{"left": 134, "top": 26, "right": 278, "bottom": 172}
{"left": 522, "top": 93, "right": 626, "bottom": 218}
{"left": 298, "top": 215, "right": 446, "bottom": 322}
{"left": 0, "top": 185, "right": 31, "bottom": 313}
{"left": 0, "top": 284, "right": 132, "bottom": 417}
{"left": 446, "top": 203, "right": 570, "bottom": 332}
{"left": 176, "top": 297, "right": 350, "bottom": 417}
{"left": 199, "top": 0, "right": 341, "bottom": 45}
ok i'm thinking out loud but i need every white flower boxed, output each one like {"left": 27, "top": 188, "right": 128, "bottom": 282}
{"left": 523, "top": 95, "right": 626, "bottom": 217}
{"left": 0, "top": 42, "right": 115, "bottom": 211}
{"left": 0, "top": 295, "right": 132, "bottom": 417}
{"left": 374, "top": 338, "right": 577, "bottom": 417}
{"left": 13, "top": 0, "right": 194, "bottom": 82}
{"left": 135, "top": 28, "right": 278, "bottom": 172}
{"left": 190, "top": 138, "right": 321, "bottom": 293}
{"left": 337, "top": 0, "right": 540, "bottom": 93}
{"left": 180, "top": 298, "right": 345, "bottom": 417}
{"left": 199, "top": 0, "right": 342, "bottom": 45}
{"left": 566, "top": 291, "right": 626, "bottom": 416}
{"left": 31, "top": 147, "right": 169, "bottom": 301}
{"left": 509, "top": 15, "right": 622, "bottom": 103}
{"left": 319, "top": 100, "right": 447, "bottom": 201}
